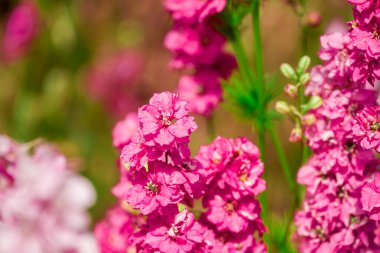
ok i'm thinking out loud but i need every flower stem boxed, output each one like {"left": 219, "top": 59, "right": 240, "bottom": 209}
{"left": 268, "top": 124, "right": 296, "bottom": 191}
{"left": 206, "top": 115, "right": 216, "bottom": 141}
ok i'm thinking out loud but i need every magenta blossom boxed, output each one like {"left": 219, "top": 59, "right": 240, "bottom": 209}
{"left": 163, "top": 0, "right": 226, "bottom": 24}
{"left": 164, "top": 23, "right": 225, "bottom": 69}
{"left": 112, "top": 112, "right": 139, "bottom": 150}
{"left": 1, "top": 2, "right": 39, "bottom": 61}
{"left": 125, "top": 161, "right": 186, "bottom": 215}
{"left": 138, "top": 92, "right": 197, "bottom": 147}
{"left": 353, "top": 106, "right": 380, "bottom": 152}
{"left": 361, "top": 172, "right": 380, "bottom": 220}
{"left": 86, "top": 51, "right": 143, "bottom": 119}
{"left": 94, "top": 205, "right": 144, "bottom": 253}
{"left": 204, "top": 190, "right": 262, "bottom": 233}
{"left": 178, "top": 69, "right": 222, "bottom": 116}
{"left": 145, "top": 208, "right": 205, "bottom": 253}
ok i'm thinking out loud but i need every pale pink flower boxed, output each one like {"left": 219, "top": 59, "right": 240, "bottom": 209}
{"left": 0, "top": 136, "right": 98, "bottom": 253}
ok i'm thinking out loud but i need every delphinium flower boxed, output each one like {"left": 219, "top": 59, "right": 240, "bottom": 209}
{"left": 94, "top": 205, "right": 145, "bottom": 253}
{"left": 86, "top": 51, "right": 143, "bottom": 119}
{"left": 112, "top": 112, "right": 139, "bottom": 150}
{"left": 346, "top": 0, "right": 380, "bottom": 85}
{"left": 195, "top": 137, "right": 267, "bottom": 252}
{"left": 353, "top": 105, "right": 380, "bottom": 152}
{"left": 0, "top": 136, "right": 98, "bottom": 253}
{"left": 97, "top": 92, "right": 267, "bottom": 252}
{"left": 295, "top": 2, "right": 380, "bottom": 252}
{"left": 162, "top": 0, "right": 236, "bottom": 116}
{"left": 1, "top": 2, "right": 39, "bottom": 62}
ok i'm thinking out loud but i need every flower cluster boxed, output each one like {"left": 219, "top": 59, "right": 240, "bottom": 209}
{"left": 295, "top": 1, "right": 380, "bottom": 252}
{"left": 95, "top": 92, "right": 266, "bottom": 252}
{"left": 163, "top": 0, "right": 236, "bottom": 116}
{"left": 1, "top": 2, "right": 39, "bottom": 62}
{"left": 0, "top": 136, "right": 98, "bottom": 253}
{"left": 86, "top": 51, "right": 143, "bottom": 119}
{"left": 311, "top": 0, "right": 380, "bottom": 87}
{"left": 195, "top": 137, "right": 267, "bottom": 252}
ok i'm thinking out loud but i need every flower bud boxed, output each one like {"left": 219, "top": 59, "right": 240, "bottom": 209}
{"left": 289, "top": 128, "right": 303, "bottom": 142}
{"left": 297, "top": 56, "right": 311, "bottom": 74}
{"left": 300, "top": 73, "right": 311, "bottom": 85}
{"left": 306, "top": 11, "right": 322, "bottom": 28}
{"left": 302, "top": 114, "right": 317, "bottom": 126}
{"left": 301, "top": 96, "right": 323, "bottom": 112}
{"left": 284, "top": 84, "right": 298, "bottom": 98}
{"left": 280, "top": 63, "right": 297, "bottom": 80}
{"left": 275, "top": 101, "right": 290, "bottom": 115}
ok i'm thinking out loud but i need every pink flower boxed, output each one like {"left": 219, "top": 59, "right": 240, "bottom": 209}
{"left": 138, "top": 92, "right": 197, "bottom": 147}
{"left": 94, "top": 205, "right": 144, "bottom": 253}
{"left": 178, "top": 69, "right": 222, "bottom": 116}
{"left": 204, "top": 190, "right": 262, "bottom": 233}
{"left": 195, "top": 137, "right": 234, "bottom": 184}
{"left": 0, "top": 136, "right": 98, "bottom": 253}
{"left": 353, "top": 106, "right": 380, "bottom": 152}
{"left": 1, "top": 2, "right": 39, "bottom": 62}
{"left": 164, "top": 23, "right": 225, "bottom": 69}
{"left": 318, "top": 32, "right": 352, "bottom": 80}
{"left": 125, "top": 161, "right": 186, "bottom": 215}
{"left": 350, "top": 25, "right": 380, "bottom": 58}
{"left": 349, "top": 49, "right": 380, "bottom": 85}
{"left": 145, "top": 208, "right": 205, "bottom": 253}
{"left": 361, "top": 172, "right": 380, "bottom": 220}
{"left": 112, "top": 112, "right": 139, "bottom": 149}
{"left": 196, "top": 137, "right": 265, "bottom": 197}
{"left": 163, "top": 0, "right": 226, "bottom": 24}
{"left": 86, "top": 51, "right": 143, "bottom": 119}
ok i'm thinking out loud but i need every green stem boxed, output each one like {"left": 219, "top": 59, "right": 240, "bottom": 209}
{"left": 230, "top": 34, "right": 255, "bottom": 90}
{"left": 252, "top": 0, "right": 264, "bottom": 91}
{"left": 268, "top": 124, "right": 296, "bottom": 191}
{"left": 206, "top": 116, "right": 216, "bottom": 141}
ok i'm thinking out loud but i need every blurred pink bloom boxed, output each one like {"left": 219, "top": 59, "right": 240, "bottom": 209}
{"left": 178, "top": 70, "right": 222, "bottom": 116}
{"left": 163, "top": 0, "right": 226, "bottom": 24}
{"left": 325, "top": 19, "right": 348, "bottom": 35}
{"left": 164, "top": 23, "right": 225, "bottom": 69}
{"left": 0, "top": 136, "right": 98, "bottom": 253}
{"left": 95, "top": 205, "right": 144, "bottom": 253}
{"left": 112, "top": 112, "right": 139, "bottom": 150}
{"left": 1, "top": 2, "right": 39, "bottom": 62}
{"left": 86, "top": 51, "right": 143, "bottom": 119}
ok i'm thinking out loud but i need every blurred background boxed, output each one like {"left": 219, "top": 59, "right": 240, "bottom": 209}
{"left": 0, "top": 0, "right": 353, "bottom": 224}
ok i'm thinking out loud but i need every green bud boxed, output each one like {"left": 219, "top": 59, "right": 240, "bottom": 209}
{"left": 275, "top": 101, "right": 290, "bottom": 115}
{"left": 301, "top": 96, "right": 323, "bottom": 112}
{"left": 297, "top": 56, "right": 311, "bottom": 74}
{"left": 280, "top": 63, "right": 297, "bottom": 80}
{"left": 299, "top": 73, "right": 311, "bottom": 85}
